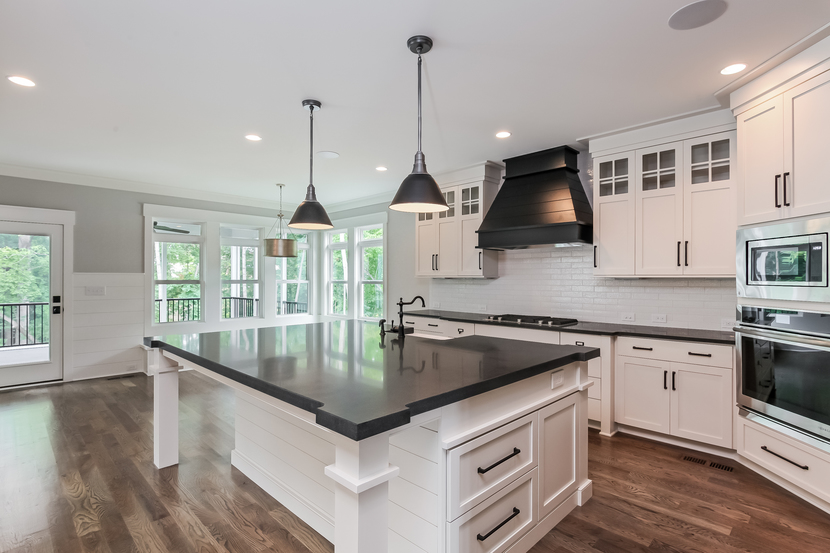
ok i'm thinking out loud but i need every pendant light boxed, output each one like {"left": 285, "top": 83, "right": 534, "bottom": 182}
{"left": 389, "top": 36, "right": 449, "bottom": 213}
{"left": 264, "top": 184, "right": 298, "bottom": 257}
{"left": 289, "top": 99, "right": 334, "bottom": 230}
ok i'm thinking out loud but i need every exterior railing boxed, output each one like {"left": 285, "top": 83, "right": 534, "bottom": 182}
{"left": 282, "top": 301, "right": 308, "bottom": 314}
{"left": 0, "top": 302, "right": 49, "bottom": 348}
{"left": 154, "top": 297, "right": 260, "bottom": 322}
{"left": 222, "top": 297, "right": 258, "bottom": 319}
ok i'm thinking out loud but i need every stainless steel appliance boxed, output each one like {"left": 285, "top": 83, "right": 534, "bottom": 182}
{"left": 737, "top": 216, "right": 829, "bottom": 302}
{"left": 484, "top": 314, "right": 578, "bottom": 327}
{"left": 736, "top": 305, "right": 830, "bottom": 442}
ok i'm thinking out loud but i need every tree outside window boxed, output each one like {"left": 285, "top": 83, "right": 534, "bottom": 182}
{"left": 358, "top": 226, "right": 383, "bottom": 319}
{"left": 276, "top": 232, "right": 311, "bottom": 315}
{"left": 221, "top": 226, "right": 260, "bottom": 319}
{"left": 327, "top": 231, "right": 349, "bottom": 316}
{"left": 153, "top": 222, "right": 202, "bottom": 323}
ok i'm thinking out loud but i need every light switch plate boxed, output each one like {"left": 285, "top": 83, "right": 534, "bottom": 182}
{"left": 651, "top": 314, "right": 667, "bottom": 324}
{"left": 84, "top": 286, "right": 106, "bottom": 297}
{"left": 722, "top": 318, "right": 736, "bottom": 330}
{"left": 551, "top": 370, "right": 564, "bottom": 389}
{"left": 621, "top": 313, "right": 635, "bottom": 323}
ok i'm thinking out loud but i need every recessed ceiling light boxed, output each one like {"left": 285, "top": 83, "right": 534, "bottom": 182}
{"left": 317, "top": 151, "right": 339, "bottom": 159}
{"left": 245, "top": 134, "right": 262, "bottom": 141}
{"left": 376, "top": 166, "right": 388, "bottom": 171}
{"left": 668, "top": 0, "right": 728, "bottom": 31}
{"left": 7, "top": 76, "right": 35, "bottom": 87}
{"left": 496, "top": 131, "right": 512, "bottom": 138}
{"left": 720, "top": 63, "right": 747, "bottom": 75}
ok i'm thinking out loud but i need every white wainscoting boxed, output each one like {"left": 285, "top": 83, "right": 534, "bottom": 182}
{"left": 69, "top": 273, "right": 146, "bottom": 381}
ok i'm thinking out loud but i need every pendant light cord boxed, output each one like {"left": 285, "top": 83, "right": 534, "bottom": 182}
{"left": 417, "top": 50, "right": 422, "bottom": 153}
{"left": 309, "top": 105, "right": 315, "bottom": 189}
{"left": 267, "top": 184, "right": 285, "bottom": 239}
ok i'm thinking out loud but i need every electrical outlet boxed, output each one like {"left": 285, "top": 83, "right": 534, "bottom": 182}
{"left": 126, "top": 364, "right": 137, "bottom": 371}
{"left": 722, "top": 318, "right": 736, "bottom": 330}
{"left": 431, "top": 301, "right": 440, "bottom": 309}
{"left": 551, "top": 370, "right": 564, "bottom": 389}
{"left": 651, "top": 314, "right": 667, "bottom": 324}
{"left": 621, "top": 313, "right": 635, "bottom": 323}
{"left": 84, "top": 286, "right": 105, "bottom": 296}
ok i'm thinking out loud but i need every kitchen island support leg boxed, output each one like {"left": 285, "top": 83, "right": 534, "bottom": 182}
{"left": 324, "top": 433, "right": 400, "bottom": 553}
{"left": 153, "top": 353, "right": 181, "bottom": 469}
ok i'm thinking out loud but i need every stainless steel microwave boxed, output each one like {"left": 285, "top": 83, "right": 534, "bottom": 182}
{"left": 737, "top": 217, "right": 829, "bottom": 303}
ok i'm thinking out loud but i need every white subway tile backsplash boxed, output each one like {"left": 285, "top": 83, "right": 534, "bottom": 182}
{"left": 430, "top": 245, "right": 736, "bottom": 331}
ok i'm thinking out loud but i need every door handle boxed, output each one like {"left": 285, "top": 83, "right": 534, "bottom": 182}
{"left": 783, "top": 172, "right": 790, "bottom": 206}
{"left": 677, "top": 241, "right": 681, "bottom": 267}
{"left": 775, "top": 174, "right": 782, "bottom": 208}
{"left": 479, "top": 251, "right": 482, "bottom": 270}
{"left": 684, "top": 241, "right": 689, "bottom": 267}
{"left": 664, "top": 370, "right": 668, "bottom": 390}
{"left": 594, "top": 245, "right": 598, "bottom": 268}
{"left": 672, "top": 371, "right": 676, "bottom": 391}
{"left": 52, "top": 306, "right": 61, "bottom": 314}
{"left": 761, "top": 445, "right": 808, "bottom": 470}
{"left": 435, "top": 254, "right": 438, "bottom": 271}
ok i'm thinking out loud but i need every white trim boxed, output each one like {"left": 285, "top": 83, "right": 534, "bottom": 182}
{"left": 144, "top": 203, "right": 279, "bottom": 226}
{"left": 330, "top": 211, "right": 388, "bottom": 229}
{"left": 0, "top": 204, "right": 76, "bottom": 225}
{"left": 324, "top": 464, "right": 400, "bottom": 494}
{"left": 0, "top": 163, "right": 293, "bottom": 211}
{"left": 326, "top": 193, "right": 393, "bottom": 214}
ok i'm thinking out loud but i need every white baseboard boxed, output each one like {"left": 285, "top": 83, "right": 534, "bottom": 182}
{"left": 615, "top": 424, "right": 738, "bottom": 460}
{"left": 737, "top": 455, "right": 830, "bottom": 515}
{"left": 505, "top": 488, "right": 581, "bottom": 553}
{"left": 231, "top": 449, "right": 335, "bottom": 542}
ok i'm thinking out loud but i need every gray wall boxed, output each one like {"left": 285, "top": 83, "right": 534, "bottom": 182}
{"left": 327, "top": 202, "right": 430, "bottom": 315}
{"left": 0, "top": 175, "right": 276, "bottom": 273}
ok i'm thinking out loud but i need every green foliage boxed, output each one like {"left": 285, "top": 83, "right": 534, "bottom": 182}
{"left": 0, "top": 235, "right": 50, "bottom": 304}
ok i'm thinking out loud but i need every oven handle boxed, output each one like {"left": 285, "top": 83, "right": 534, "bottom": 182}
{"left": 736, "top": 327, "right": 830, "bottom": 351}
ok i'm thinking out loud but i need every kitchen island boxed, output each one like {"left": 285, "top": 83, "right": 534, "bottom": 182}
{"left": 145, "top": 320, "right": 599, "bottom": 553}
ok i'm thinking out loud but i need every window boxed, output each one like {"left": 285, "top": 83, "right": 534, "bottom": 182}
{"left": 275, "top": 232, "right": 311, "bottom": 315}
{"left": 327, "top": 230, "right": 349, "bottom": 316}
{"left": 221, "top": 227, "right": 260, "bottom": 319}
{"left": 358, "top": 225, "right": 383, "bottom": 319}
{"left": 153, "top": 222, "right": 203, "bottom": 323}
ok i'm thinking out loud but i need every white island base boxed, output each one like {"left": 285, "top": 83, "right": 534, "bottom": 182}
{"left": 153, "top": 350, "right": 592, "bottom": 553}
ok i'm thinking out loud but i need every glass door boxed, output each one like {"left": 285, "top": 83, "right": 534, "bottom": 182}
{"left": 0, "top": 221, "right": 63, "bottom": 388}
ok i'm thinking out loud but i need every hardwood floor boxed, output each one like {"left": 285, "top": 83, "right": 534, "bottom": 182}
{"left": 1, "top": 371, "right": 829, "bottom": 553}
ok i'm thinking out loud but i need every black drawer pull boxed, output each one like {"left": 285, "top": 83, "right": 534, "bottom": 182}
{"left": 478, "top": 447, "right": 521, "bottom": 474}
{"left": 458, "top": 328, "right": 465, "bottom": 334}
{"left": 632, "top": 346, "right": 653, "bottom": 351}
{"left": 663, "top": 370, "right": 668, "bottom": 390}
{"left": 405, "top": 321, "right": 415, "bottom": 325}
{"left": 761, "top": 446, "right": 809, "bottom": 470}
{"left": 775, "top": 174, "right": 781, "bottom": 208}
{"left": 576, "top": 341, "right": 584, "bottom": 346}
{"left": 594, "top": 245, "right": 597, "bottom": 268}
{"left": 688, "top": 352, "right": 712, "bottom": 357}
{"left": 477, "top": 507, "right": 520, "bottom": 541}
{"left": 428, "top": 323, "right": 439, "bottom": 327}
{"left": 672, "top": 371, "right": 676, "bottom": 391}
{"left": 783, "top": 172, "right": 790, "bottom": 206}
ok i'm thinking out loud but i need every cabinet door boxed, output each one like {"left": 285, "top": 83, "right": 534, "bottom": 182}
{"left": 615, "top": 356, "right": 671, "bottom": 434}
{"left": 682, "top": 132, "right": 737, "bottom": 276}
{"left": 415, "top": 215, "right": 437, "bottom": 276}
{"left": 436, "top": 187, "right": 459, "bottom": 276}
{"left": 783, "top": 69, "right": 830, "bottom": 219}
{"left": 593, "top": 153, "right": 636, "bottom": 275}
{"left": 537, "top": 393, "right": 578, "bottom": 520}
{"left": 459, "top": 184, "right": 484, "bottom": 276}
{"left": 670, "top": 363, "right": 733, "bottom": 449}
{"left": 737, "top": 96, "right": 785, "bottom": 225}
{"left": 636, "top": 143, "right": 684, "bottom": 275}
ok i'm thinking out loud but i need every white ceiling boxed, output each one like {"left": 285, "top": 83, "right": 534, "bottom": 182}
{"left": 2, "top": 0, "right": 830, "bottom": 209}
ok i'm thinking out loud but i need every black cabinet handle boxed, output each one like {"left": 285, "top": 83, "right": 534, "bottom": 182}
{"left": 576, "top": 341, "right": 584, "bottom": 346}
{"left": 479, "top": 251, "right": 482, "bottom": 270}
{"left": 594, "top": 246, "right": 598, "bottom": 268}
{"left": 688, "top": 352, "right": 712, "bottom": 357}
{"left": 775, "top": 174, "right": 782, "bottom": 208}
{"left": 684, "top": 241, "right": 689, "bottom": 267}
{"left": 672, "top": 371, "right": 676, "bottom": 391}
{"left": 404, "top": 320, "right": 415, "bottom": 325}
{"left": 458, "top": 328, "right": 464, "bottom": 334}
{"left": 761, "top": 445, "right": 808, "bottom": 470}
{"left": 677, "top": 241, "right": 681, "bottom": 267}
{"left": 783, "top": 172, "right": 790, "bottom": 206}
{"left": 427, "top": 323, "right": 439, "bottom": 327}
{"left": 632, "top": 346, "right": 653, "bottom": 351}
{"left": 477, "top": 507, "right": 520, "bottom": 542}
{"left": 435, "top": 254, "right": 438, "bottom": 271}
{"left": 664, "top": 370, "right": 668, "bottom": 390}
{"left": 478, "top": 447, "right": 521, "bottom": 474}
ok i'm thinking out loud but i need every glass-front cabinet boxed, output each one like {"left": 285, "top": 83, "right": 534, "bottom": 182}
{"left": 593, "top": 152, "right": 636, "bottom": 276}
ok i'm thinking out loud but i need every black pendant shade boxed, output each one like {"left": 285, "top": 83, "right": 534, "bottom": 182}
{"left": 289, "top": 99, "right": 334, "bottom": 230}
{"left": 289, "top": 183, "right": 334, "bottom": 229}
{"left": 389, "top": 36, "right": 449, "bottom": 214}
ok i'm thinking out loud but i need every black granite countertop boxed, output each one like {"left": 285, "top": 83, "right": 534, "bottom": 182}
{"left": 145, "top": 320, "right": 599, "bottom": 441}
{"left": 404, "top": 309, "right": 735, "bottom": 345}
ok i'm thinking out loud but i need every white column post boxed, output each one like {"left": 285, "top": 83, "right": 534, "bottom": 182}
{"left": 153, "top": 353, "right": 182, "bottom": 469}
{"left": 324, "top": 433, "right": 400, "bottom": 553}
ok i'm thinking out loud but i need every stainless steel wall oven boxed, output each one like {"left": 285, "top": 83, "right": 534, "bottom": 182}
{"left": 736, "top": 305, "right": 830, "bottom": 442}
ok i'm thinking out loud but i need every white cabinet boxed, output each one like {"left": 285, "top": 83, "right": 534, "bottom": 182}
{"left": 537, "top": 393, "right": 579, "bottom": 520}
{"left": 559, "top": 332, "right": 615, "bottom": 437}
{"left": 615, "top": 337, "right": 734, "bottom": 449}
{"left": 736, "top": 68, "right": 830, "bottom": 224}
{"left": 593, "top": 131, "right": 737, "bottom": 277}
{"left": 415, "top": 163, "right": 500, "bottom": 279}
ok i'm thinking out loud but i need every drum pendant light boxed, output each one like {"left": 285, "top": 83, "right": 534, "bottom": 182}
{"left": 289, "top": 99, "right": 334, "bottom": 230}
{"left": 264, "top": 184, "right": 298, "bottom": 258}
{"left": 389, "top": 36, "right": 449, "bottom": 213}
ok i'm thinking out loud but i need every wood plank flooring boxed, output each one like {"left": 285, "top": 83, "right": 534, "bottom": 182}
{"left": 1, "top": 371, "right": 829, "bottom": 553}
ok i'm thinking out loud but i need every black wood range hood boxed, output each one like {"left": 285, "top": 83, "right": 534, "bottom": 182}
{"left": 477, "top": 146, "right": 593, "bottom": 250}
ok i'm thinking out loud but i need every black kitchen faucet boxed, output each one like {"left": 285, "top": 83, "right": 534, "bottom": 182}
{"left": 388, "top": 296, "right": 425, "bottom": 338}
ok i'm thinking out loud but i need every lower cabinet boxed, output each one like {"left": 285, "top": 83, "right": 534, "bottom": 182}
{"left": 615, "top": 337, "right": 734, "bottom": 449}
{"left": 537, "top": 394, "right": 579, "bottom": 520}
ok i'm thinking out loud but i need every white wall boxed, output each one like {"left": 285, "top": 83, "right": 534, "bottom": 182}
{"left": 430, "top": 245, "right": 736, "bottom": 331}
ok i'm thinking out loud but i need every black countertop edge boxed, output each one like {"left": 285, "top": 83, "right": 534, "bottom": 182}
{"left": 404, "top": 310, "right": 735, "bottom": 345}
{"left": 145, "top": 338, "right": 325, "bottom": 414}
{"left": 316, "top": 408, "right": 412, "bottom": 442}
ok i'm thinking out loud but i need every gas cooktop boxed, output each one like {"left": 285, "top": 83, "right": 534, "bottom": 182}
{"left": 484, "top": 314, "right": 578, "bottom": 327}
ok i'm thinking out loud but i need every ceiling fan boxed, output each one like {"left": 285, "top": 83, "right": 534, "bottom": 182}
{"left": 153, "top": 221, "right": 190, "bottom": 234}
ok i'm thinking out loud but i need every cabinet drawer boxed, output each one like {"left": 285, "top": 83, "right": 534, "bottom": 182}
{"left": 448, "top": 412, "right": 537, "bottom": 521}
{"left": 446, "top": 321, "right": 475, "bottom": 337}
{"left": 588, "top": 398, "right": 602, "bottom": 421}
{"left": 740, "top": 419, "right": 830, "bottom": 504}
{"left": 616, "top": 336, "right": 733, "bottom": 368}
{"left": 448, "top": 468, "right": 537, "bottom": 553}
{"left": 404, "top": 316, "right": 444, "bottom": 335}
{"left": 474, "top": 325, "right": 559, "bottom": 344}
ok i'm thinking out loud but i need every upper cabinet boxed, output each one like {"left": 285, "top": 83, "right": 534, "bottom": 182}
{"left": 591, "top": 118, "right": 737, "bottom": 278}
{"left": 415, "top": 162, "right": 501, "bottom": 278}
{"left": 733, "top": 41, "right": 830, "bottom": 226}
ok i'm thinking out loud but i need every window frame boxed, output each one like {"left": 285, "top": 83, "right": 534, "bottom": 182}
{"left": 153, "top": 228, "right": 204, "bottom": 324}
{"left": 357, "top": 224, "right": 384, "bottom": 320}
{"left": 220, "top": 228, "right": 261, "bottom": 320}
{"left": 274, "top": 231, "right": 312, "bottom": 316}
{"left": 326, "top": 229, "right": 350, "bottom": 318}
